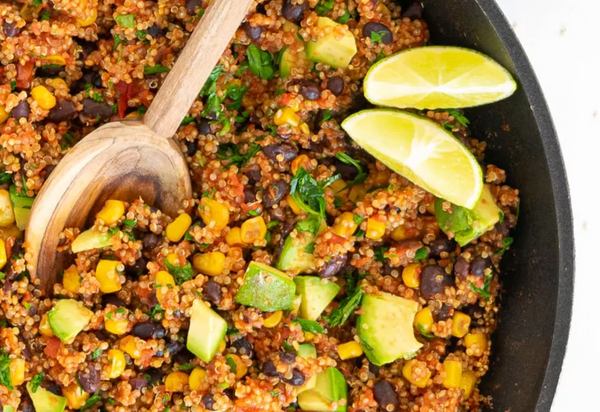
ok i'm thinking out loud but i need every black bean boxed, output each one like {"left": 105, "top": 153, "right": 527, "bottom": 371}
{"left": 198, "top": 119, "right": 211, "bottom": 134}
{"left": 174, "top": 348, "right": 196, "bottom": 365}
{"left": 283, "top": 368, "right": 306, "bottom": 386}
{"left": 101, "top": 293, "right": 127, "bottom": 308}
{"left": 420, "top": 265, "right": 454, "bottom": 300}
{"left": 42, "top": 381, "right": 62, "bottom": 396}
{"left": 434, "top": 304, "right": 453, "bottom": 321}
{"left": 429, "top": 238, "right": 456, "bottom": 257}
{"left": 132, "top": 321, "right": 166, "bottom": 340}
{"left": 18, "top": 395, "right": 33, "bottom": 412}
{"left": 244, "top": 187, "right": 256, "bottom": 203}
{"left": 326, "top": 76, "right": 345, "bottom": 96}
{"left": 245, "top": 164, "right": 262, "bottom": 184}
{"left": 368, "top": 362, "right": 380, "bottom": 376}
{"left": 82, "top": 98, "right": 113, "bottom": 120}
{"left": 334, "top": 158, "right": 359, "bottom": 181}
{"left": 146, "top": 24, "right": 164, "bottom": 38}
{"left": 401, "top": 1, "right": 424, "bottom": 19}
{"left": 233, "top": 337, "right": 254, "bottom": 359}
{"left": 144, "top": 368, "right": 164, "bottom": 386}
{"left": 363, "top": 22, "right": 393, "bottom": 45}
{"left": 454, "top": 257, "right": 470, "bottom": 279}
{"left": 203, "top": 280, "right": 222, "bottom": 305}
{"left": 75, "top": 39, "right": 96, "bottom": 60}
{"left": 202, "top": 394, "right": 215, "bottom": 410}
{"left": 77, "top": 366, "right": 100, "bottom": 393}
{"left": 319, "top": 254, "right": 347, "bottom": 278}
{"left": 471, "top": 257, "right": 492, "bottom": 277}
{"left": 299, "top": 80, "right": 321, "bottom": 101}
{"left": 373, "top": 380, "right": 399, "bottom": 412}
{"left": 37, "top": 65, "right": 63, "bottom": 78}
{"left": 263, "top": 180, "right": 289, "bottom": 208}
{"left": 186, "top": 0, "right": 201, "bottom": 15}
{"left": 142, "top": 233, "right": 161, "bottom": 250}
{"left": 280, "top": 351, "right": 296, "bottom": 364}
{"left": 92, "top": 72, "right": 103, "bottom": 88}
{"left": 126, "top": 256, "right": 148, "bottom": 278}
{"left": 3, "top": 21, "right": 20, "bottom": 37}
{"left": 11, "top": 100, "right": 30, "bottom": 120}
{"left": 262, "top": 360, "right": 280, "bottom": 377}
{"left": 224, "top": 387, "right": 236, "bottom": 400}
{"left": 129, "top": 376, "right": 148, "bottom": 390}
{"left": 242, "top": 22, "right": 262, "bottom": 40}
{"left": 47, "top": 100, "right": 76, "bottom": 123}
{"left": 282, "top": 0, "right": 306, "bottom": 22}
{"left": 185, "top": 139, "right": 198, "bottom": 156}
{"left": 93, "top": 329, "right": 109, "bottom": 341}
{"left": 263, "top": 143, "right": 298, "bottom": 162}
{"left": 463, "top": 304, "right": 484, "bottom": 319}
{"left": 494, "top": 220, "right": 510, "bottom": 237}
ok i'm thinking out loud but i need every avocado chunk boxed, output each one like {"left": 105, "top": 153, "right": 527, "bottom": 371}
{"left": 298, "top": 367, "right": 348, "bottom": 412}
{"left": 47, "top": 299, "right": 94, "bottom": 344}
{"left": 277, "top": 218, "right": 326, "bottom": 273}
{"left": 357, "top": 292, "right": 422, "bottom": 366}
{"left": 280, "top": 22, "right": 314, "bottom": 78}
{"left": 9, "top": 185, "right": 34, "bottom": 230}
{"left": 235, "top": 261, "right": 296, "bottom": 311}
{"left": 186, "top": 299, "right": 227, "bottom": 363}
{"left": 71, "top": 229, "right": 112, "bottom": 253}
{"left": 435, "top": 185, "right": 502, "bottom": 246}
{"left": 27, "top": 381, "right": 67, "bottom": 412}
{"left": 297, "top": 343, "right": 317, "bottom": 359}
{"left": 306, "top": 17, "right": 357, "bottom": 69}
{"left": 295, "top": 276, "right": 340, "bottom": 321}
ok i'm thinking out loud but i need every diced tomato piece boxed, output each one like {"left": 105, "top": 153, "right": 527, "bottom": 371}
{"left": 44, "top": 337, "right": 62, "bottom": 358}
{"left": 16, "top": 61, "right": 35, "bottom": 89}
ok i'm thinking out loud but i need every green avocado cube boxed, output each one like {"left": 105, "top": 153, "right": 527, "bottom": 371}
{"left": 297, "top": 343, "right": 317, "bottom": 359}
{"left": 186, "top": 299, "right": 227, "bottom": 363}
{"left": 47, "top": 299, "right": 94, "bottom": 344}
{"left": 295, "top": 276, "right": 340, "bottom": 321}
{"left": 235, "top": 262, "right": 296, "bottom": 312}
{"left": 279, "top": 22, "right": 314, "bottom": 78}
{"left": 71, "top": 229, "right": 112, "bottom": 253}
{"left": 27, "top": 382, "right": 67, "bottom": 412}
{"left": 298, "top": 367, "right": 348, "bottom": 412}
{"left": 306, "top": 17, "right": 357, "bottom": 69}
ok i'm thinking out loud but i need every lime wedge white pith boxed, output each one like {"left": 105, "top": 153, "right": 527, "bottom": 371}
{"left": 341, "top": 110, "right": 483, "bottom": 209}
{"left": 364, "top": 46, "right": 517, "bottom": 110}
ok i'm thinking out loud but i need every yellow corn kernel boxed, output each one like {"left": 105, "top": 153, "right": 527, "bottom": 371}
{"left": 402, "top": 264, "right": 421, "bottom": 288}
{"left": 460, "top": 370, "right": 478, "bottom": 399}
{"left": 0, "top": 239, "right": 7, "bottom": 271}
{"left": 337, "top": 341, "right": 363, "bottom": 360}
{"left": 119, "top": 336, "right": 141, "bottom": 359}
{"left": 226, "top": 354, "right": 247, "bottom": 379}
{"left": 402, "top": 359, "right": 431, "bottom": 388}
{"left": 451, "top": 312, "right": 471, "bottom": 338}
{"left": 291, "top": 155, "right": 311, "bottom": 175}
{"left": 413, "top": 307, "right": 434, "bottom": 334}
{"left": 264, "top": 311, "right": 283, "bottom": 328}
{"left": 44, "top": 55, "right": 66, "bottom": 66}
{"left": 189, "top": 367, "right": 207, "bottom": 391}
{"left": 348, "top": 184, "right": 367, "bottom": 203}
{"left": 366, "top": 218, "right": 386, "bottom": 240}
{"left": 329, "top": 179, "right": 347, "bottom": 194}
{"left": 274, "top": 107, "right": 301, "bottom": 127}
{"left": 332, "top": 212, "right": 358, "bottom": 239}
{"left": 442, "top": 360, "right": 463, "bottom": 389}
{"left": 77, "top": 7, "right": 98, "bottom": 27}
{"left": 391, "top": 225, "right": 410, "bottom": 241}
{"left": 62, "top": 265, "right": 81, "bottom": 293}
{"left": 304, "top": 332, "right": 315, "bottom": 342}
{"left": 193, "top": 251, "right": 225, "bottom": 277}
{"left": 218, "top": 340, "right": 227, "bottom": 353}
{"left": 40, "top": 314, "right": 54, "bottom": 337}
{"left": 0, "top": 106, "right": 9, "bottom": 124}
{"left": 240, "top": 216, "right": 267, "bottom": 243}
{"left": 49, "top": 77, "right": 69, "bottom": 91}
{"left": 199, "top": 198, "right": 229, "bottom": 230}
{"left": 96, "top": 200, "right": 125, "bottom": 226}
{"left": 166, "top": 212, "right": 192, "bottom": 242}
{"left": 287, "top": 194, "right": 306, "bottom": 216}
{"left": 165, "top": 371, "right": 189, "bottom": 392}
{"left": 105, "top": 314, "right": 129, "bottom": 336}
{"left": 226, "top": 227, "right": 245, "bottom": 246}
{"left": 464, "top": 333, "right": 487, "bottom": 356}
{"left": 125, "top": 112, "right": 140, "bottom": 119}
{"left": 0, "top": 189, "right": 15, "bottom": 227}
{"left": 31, "top": 85, "right": 56, "bottom": 110}
{"left": 95, "top": 260, "right": 122, "bottom": 293}
{"left": 63, "top": 381, "right": 90, "bottom": 410}
{"left": 426, "top": 201, "right": 436, "bottom": 215}
{"left": 155, "top": 270, "right": 175, "bottom": 304}
{"left": 9, "top": 358, "right": 25, "bottom": 386}
{"left": 107, "top": 349, "right": 126, "bottom": 379}
{"left": 299, "top": 123, "right": 310, "bottom": 135}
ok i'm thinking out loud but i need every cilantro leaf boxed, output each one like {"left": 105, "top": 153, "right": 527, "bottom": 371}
{"left": 495, "top": 237, "right": 513, "bottom": 255}
{"left": 144, "top": 64, "right": 170, "bottom": 75}
{"left": 415, "top": 247, "right": 428, "bottom": 260}
{"left": 335, "top": 152, "right": 368, "bottom": 189}
{"left": 115, "top": 14, "right": 136, "bottom": 28}
{"left": 0, "top": 173, "right": 13, "bottom": 185}
{"left": 165, "top": 259, "right": 194, "bottom": 285}
{"left": 216, "top": 143, "right": 261, "bottom": 168}
{"left": 246, "top": 45, "right": 274, "bottom": 80}
{"left": 374, "top": 246, "right": 388, "bottom": 263}
{"left": 315, "top": 0, "right": 335, "bottom": 15}
{"left": 417, "top": 324, "right": 434, "bottom": 339}
{"left": 81, "top": 392, "right": 102, "bottom": 410}
{"left": 296, "top": 319, "right": 326, "bottom": 334}
{"left": 446, "top": 109, "right": 470, "bottom": 127}
{"left": 323, "top": 283, "right": 363, "bottom": 327}
{"left": 30, "top": 373, "right": 44, "bottom": 393}
{"left": 0, "top": 352, "right": 13, "bottom": 390}
{"left": 290, "top": 167, "right": 340, "bottom": 218}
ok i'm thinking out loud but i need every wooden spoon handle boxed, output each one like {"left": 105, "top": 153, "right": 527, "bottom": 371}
{"left": 144, "top": 0, "right": 254, "bottom": 139}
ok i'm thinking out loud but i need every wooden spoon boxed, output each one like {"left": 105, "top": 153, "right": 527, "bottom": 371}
{"left": 26, "top": 0, "right": 255, "bottom": 291}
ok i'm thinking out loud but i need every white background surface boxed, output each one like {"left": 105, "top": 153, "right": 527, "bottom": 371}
{"left": 494, "top": 0, "right": 599, "bottom": 410}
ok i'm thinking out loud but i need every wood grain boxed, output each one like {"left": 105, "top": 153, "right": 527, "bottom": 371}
{"left": 144, "top": 0, "right": 255, "bottom": 139}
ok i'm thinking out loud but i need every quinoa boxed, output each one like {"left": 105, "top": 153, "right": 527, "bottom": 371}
{"left": 0, "top": 1, "right": 519, "bottom": 412}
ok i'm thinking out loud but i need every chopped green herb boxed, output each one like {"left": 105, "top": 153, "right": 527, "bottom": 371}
{"left": 181, "top": 116, "right": 194, "bottom": 126}
{"left": 336, "top": 0, "right": 352, "bottom": 23}
{"left": 296, "top": 215, "right": 321, "bottom": 235}
{"left": 106, "top": 398, "right": 116, "bottom": 405}
{"left": 320, "top": 109, "right": 332, "bottom": 123}
{"left": 0, "top": 273, "right": 5, "bottom": 281}
{"left": 246, "top": 45, "right": 274, "bottom": 80}
{"left": 178, "top": 363, "right": 195, "bottom": 372}
{"left": 226, "top": 326, "right": 239, "bottom": 335}
{"left": 30, "top": 373, "right": 44, "bottom": 393}
{"left": 270, "top": 391, "right": 280, "bottom": 397}
{"left": 495, "top": 237, "right": 514, "bottom": 255}
{"left": 290, "top": 167, "right": 340, "bottom": 218}
{"left": 80, "top": 392, "right": 102, "bottom": 410}
{"left": 296, "top": 319, "right": 326, "bottom": 334}
{"left": 415, "top": 247, "right": 428, "bottom": 260}
{"left": 23, "top": 302, "right": 31, "bottom": 310}
{"left": 469, "top": 281, "right": 490, "bottom": 300}
{"left": 113, "top": 34, "right": 125, "bottom": 51}
{"left": 122, "top": 218, "right": 137, "bottom": 228}
{"left": 446, "top": 109, "right": 470, "bottom": 127}
{"left": 10, "top": 80, "right": 16, "bottom": 92}
{"left": 144, "top": 64, "right": 170, "bottom": 75}
{"left": 315, "top": 0, "right": 335, "bottom": 15}
{"left": 333, "top": 196, "right": 342, "bottom": 208}
{"left": 335, "top": 152, "right": 368, "bottom": 189}
{"left": 0, "top": 173, "right": 12, "bottom": 185}
{"left": 91, "top": 92, "right": 103, "bottom": 102}
{"left": 216, "top": 142, "right": 261, "bottom": 168}
{"left": 197, "top": 9, "right": 205, "bottom": 19}
{"left": 91, "top": 348, "right": 103, "bottom": 360}
{"left": 353, "top": 214, "right": 364, "bottom": 225}
{"left": 374, "top": 246, "right": 389, "bottom": 263}
{"left": 0, "top": 352, "right": 14, "bottom": 390}
{"left": 40, "top": 10, "right": 50, "bottom": 21}
{"left": 31, "top": 0, "right": 42, "bottom": 5}
{"left": 304, "top": 242, "right": 315, "bottom": 254}
{"left": 417, "top": 324, "right": 434, "bottom": 339}
{"left": 248, "top": 209, "right": 260, "bottom": 217}
{"left": 165, "top": 258, "right": 194, "bottom": 285}
{"left": 282, "top": 341, "right": 294, "bottom": 352}
{"left": 324, "top": 283, "right": 363, "bottom": 327}
{"left": 226, "top": 84, "right": 248, "bottom": 110}
{"left": 225, "top": 356, "right": 238, "bottom": 374}
{"left": 355, "top": 228, "right": 365, "bottom": 238}
{"left": 115, "top": 14, "right": 136, "bottom": 28}
{"left": 114, "top": 308, "right": 127, "bottom": 315}
{"left": 267, "top": 221, "right": 279, "bottom": 228}
{"left": 135, "top": 30, "right": 147, "bottom": 40}
{"left": 498, "top": 212, "right": 504, "bottom": 224}
{"left": 149, "top": 304, "right": 164, "bottom": 319}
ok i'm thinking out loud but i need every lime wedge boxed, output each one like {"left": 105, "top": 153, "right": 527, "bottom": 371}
{"left": 364, "top": 46, "right": 517, "bottom": 109}
{"left": 341, "top": 110, "right": 483, "bottom": 208}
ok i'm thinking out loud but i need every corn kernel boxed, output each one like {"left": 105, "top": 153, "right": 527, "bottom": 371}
{"left": 366, "top": 218, "right": 386, "bottom": 240}
{"left": 0, "top": 189, "right": 15, "bottom": 227}
{"left": 63, "top": 381, "right": 90, "bottom": 410}
{"left": 402, "top": 264, "right": 421, "bottom": 288}
{"left": 0, "top": 106, "right": 8, "bottom": 124}
{"left": 165, "top": 371, "right": 189, "bottom": 392}
{"left": 464, "top": 333, "right": 487, "bottom": 356}
{"left": 31, "top": 85, "right": 56, "bottom": 110}
{"left": 226, "top": 227, "right": 245, "bottom": 246}
{"left": 332, "top": 212, "right": 358, "bottom": 239}
{"left": 391, "top": 225, "right": 410, "bottom": 241}
{"left": 414, "top": 307, "right": 434, "bottom": 334}
{"left": 156, "top": 270, "right": 175, "bottom": 304}
{"left": 193, "top": 251, "right": 225, "bottom": 277}
{"left": 199, "top": 198, "right": 229, "bottom": 230}
{"left": 125, "top": 112, "right": 140, "bottom": 118}
{"left": 348, "top": 184, "right": 367, "bottom": 203}
{"left": 40, "top": 314, "right": 54, "bottom": 337}
{"left": 44, "top": 55, "right": 66, "bottom": 66}
{"left": 0, "top": 239, "right": 7, "bottom": 271}
{"left": 166, "top": 212, "right": 192, "bottom": 242}
{"left": 77, "top": 7, "right": 98, "bottom": 27}
{"left": 105, "top": 313, "right": 129, "bottom": 335}
{"left": 442, "top": 360, "right": 463, "bottom": 389}
{"left": 274, "top": 107, "right": 301, "bottom": 127}
{"left": 49, "top": 77, "right": 69, "bottom": 91}
{"left": 287, "top": 194, "right": 306, "bottom": 216}
{"left": 62, "top": 265, "right": 81, "bottom": 293}
{"left": 189, "top": 368, "right": 207, "bottom": 391}
{"left": 95, "top": 260, "right": 122, "bottom": 293}
{"left": 337, "top": 341, "right": 363, "bottom": 360}
{"left": 329, "top": 179, "right": 347, "bottom": 194}
{"left": 218, "top": 340, "right": 226, "bottom": 353}
{"left": 227, "top": 247, "right": 243, "bottom": 259}
{"left": 264, "top": 311, "right": 283, "bottom": 328}
{"left": 291, "top": 154, "right": 311, "bottom": 175}
{"left": 304, "top": 332, "right": 315, "bottom": 342}
{"left": 96, "top": 200, "right": 125, "bottom": 226}
{"left": 107, "top": 349, "right": 126, "bottom": 378}
{"left": 451, "top": 312, "right": 471, "bottom": 338}
{"left": 226, "top": 354, "right": 247, "bottom": 379}
{"left": 119, "top": 336, "right": 141, "bottom": 359}
{"left": 402, "top": 359, "right": 431, "bottom": 388}
{"left": 240, "top": 216, "right": 267, "bottom": 243}
{"left": 460, "top": 370, "right": 478, "bottom": 399}
{"left": 9, "top": 358, "right": 25, "bottom": 386}
{"left": 299, "top": 123, "right": 310, "bottom": 135}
